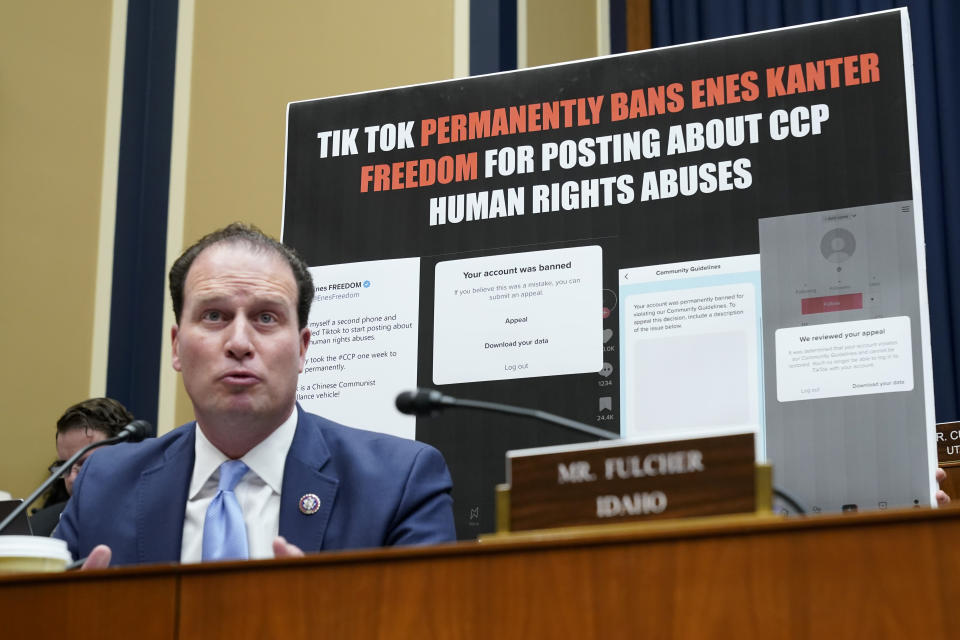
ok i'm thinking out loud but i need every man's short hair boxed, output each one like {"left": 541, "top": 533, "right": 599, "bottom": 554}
{"left": 168, "top": 222, "right": 314, "bottom": 329}
{"left": 56, "top": 397, "right": 134, "bottom": 438}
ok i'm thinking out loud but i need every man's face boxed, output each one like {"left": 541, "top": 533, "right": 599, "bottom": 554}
{"left": 171, "top": 243, "right": 310, "bottom": 433}
{"left": 56, "top": 428, "right": 108, "bottom": 495}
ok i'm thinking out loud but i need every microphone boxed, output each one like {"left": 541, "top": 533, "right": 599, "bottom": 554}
{"left": 0, "top": 419, "right": 154, "bottom": 534}
{"left": 395, "top": 389, "right": 455, "bottom": 416}
{"left": 396, "top": 388, "right": 617, "bottom": 441}
{"left": 114, "top": 419, "right": 152, "bottom": 443}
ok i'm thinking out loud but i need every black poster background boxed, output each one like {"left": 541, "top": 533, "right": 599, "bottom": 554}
{"left": 283, "top": 11, "right": 919, "bottom": 536}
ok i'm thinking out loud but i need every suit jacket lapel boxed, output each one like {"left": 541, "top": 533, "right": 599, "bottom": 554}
{"left": 136, "top": 426, "right": 195, "bottom": 564}
{"left": 279, "top": 408, "right": 339, "bottom": 552}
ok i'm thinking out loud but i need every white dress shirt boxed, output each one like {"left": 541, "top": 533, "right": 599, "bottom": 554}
{"left": 180, "top": 410, "right": 298, "bottom": 563}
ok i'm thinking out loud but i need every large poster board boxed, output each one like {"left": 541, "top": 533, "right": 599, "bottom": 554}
{"left": 283, "top": 9, "right": 936, "bottom": 535}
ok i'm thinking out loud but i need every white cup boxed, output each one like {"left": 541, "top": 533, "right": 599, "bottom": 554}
{"left": 0, "top": 536, "right": 72, "bottom": 573}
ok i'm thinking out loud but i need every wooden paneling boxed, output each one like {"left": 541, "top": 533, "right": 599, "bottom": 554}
{"left": 0, "top": 571, "right": 177, "bottom": 639}
{"left": 626, "top": 0, "right": 652, "bottom": 51}
{"left": 176, "top": 508, "right": 960, "bottom": 639}
{"left": 3, "top": 507, "right": 960, "bottom": 639}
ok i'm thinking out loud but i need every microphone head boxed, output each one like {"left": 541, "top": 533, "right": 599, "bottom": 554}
{"left": 395, "top": 390, "right": 417, "bottom": 415}
{"left": 120, "top": 419, "right": 153, "bottom": 442}
{"left": 395, "top": 388, "right": 448, "bottom": 416}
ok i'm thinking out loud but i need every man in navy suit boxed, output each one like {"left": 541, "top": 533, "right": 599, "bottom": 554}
{"left": 55, "top": 223, "right": 455, "bottom": 567}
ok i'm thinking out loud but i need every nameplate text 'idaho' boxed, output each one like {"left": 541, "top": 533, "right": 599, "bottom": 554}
{"left": 507, "top": 431, "right": 755, "bottom": 532}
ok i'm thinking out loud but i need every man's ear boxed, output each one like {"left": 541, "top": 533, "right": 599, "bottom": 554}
{"left": 298, "top": 327, "right": 310, "bottom": 372}
{"left": 171, "top": 324, "right": 182, "bottom": 372}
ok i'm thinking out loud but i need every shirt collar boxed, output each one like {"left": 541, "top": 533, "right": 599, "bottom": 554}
{"left": 188, "top": 409, "right": 299, "bottom": 499}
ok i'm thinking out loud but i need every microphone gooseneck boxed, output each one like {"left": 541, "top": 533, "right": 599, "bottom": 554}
{"left": 395, "top": 387, "right": 617, "bottom": 441}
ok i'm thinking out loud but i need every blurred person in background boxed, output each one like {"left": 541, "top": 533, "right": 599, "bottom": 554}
{"left": 29, "top": 397, "right": 134, "bottom": 536}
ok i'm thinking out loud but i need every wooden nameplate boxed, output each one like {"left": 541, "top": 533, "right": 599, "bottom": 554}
{"left": 499, "top": 430, "right": 759, "bottom": 533}
{"left": 937, "top": 421, "right": 960, "bottom": 467}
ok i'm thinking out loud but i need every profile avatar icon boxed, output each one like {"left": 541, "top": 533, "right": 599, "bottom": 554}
{"left": 820, "top": 228, "right": 856, "bottom": 263}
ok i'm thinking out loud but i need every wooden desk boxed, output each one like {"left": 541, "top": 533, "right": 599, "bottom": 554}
{"left": 4, "top": 507, "right": 959, "bottom": 639}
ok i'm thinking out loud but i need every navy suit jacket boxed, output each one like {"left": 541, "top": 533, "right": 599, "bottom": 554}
{"left": 54, "top": 406, "right": 455, "bottom": 565}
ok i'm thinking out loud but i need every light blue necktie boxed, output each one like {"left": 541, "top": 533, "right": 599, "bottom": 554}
{"left": 202, "top": 460, "right": 249, "bottom": 561}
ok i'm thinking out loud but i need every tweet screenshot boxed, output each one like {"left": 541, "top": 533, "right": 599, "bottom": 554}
{"left": 298, "top": 257, "right": 421, "bottom": 439}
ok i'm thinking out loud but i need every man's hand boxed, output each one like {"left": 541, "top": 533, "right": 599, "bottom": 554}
{"left": 936, "top": 468, "right": 951, "bottom": 506}
{"left": 80, "top": 544, "right": 112, "bottom": 570}
{"left": 272, "top": 536, "right": 304, "bottom": 559}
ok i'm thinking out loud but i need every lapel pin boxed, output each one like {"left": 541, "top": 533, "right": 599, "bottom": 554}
{"left": 299, "top": 493, "right": 321, "bottom": 515}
